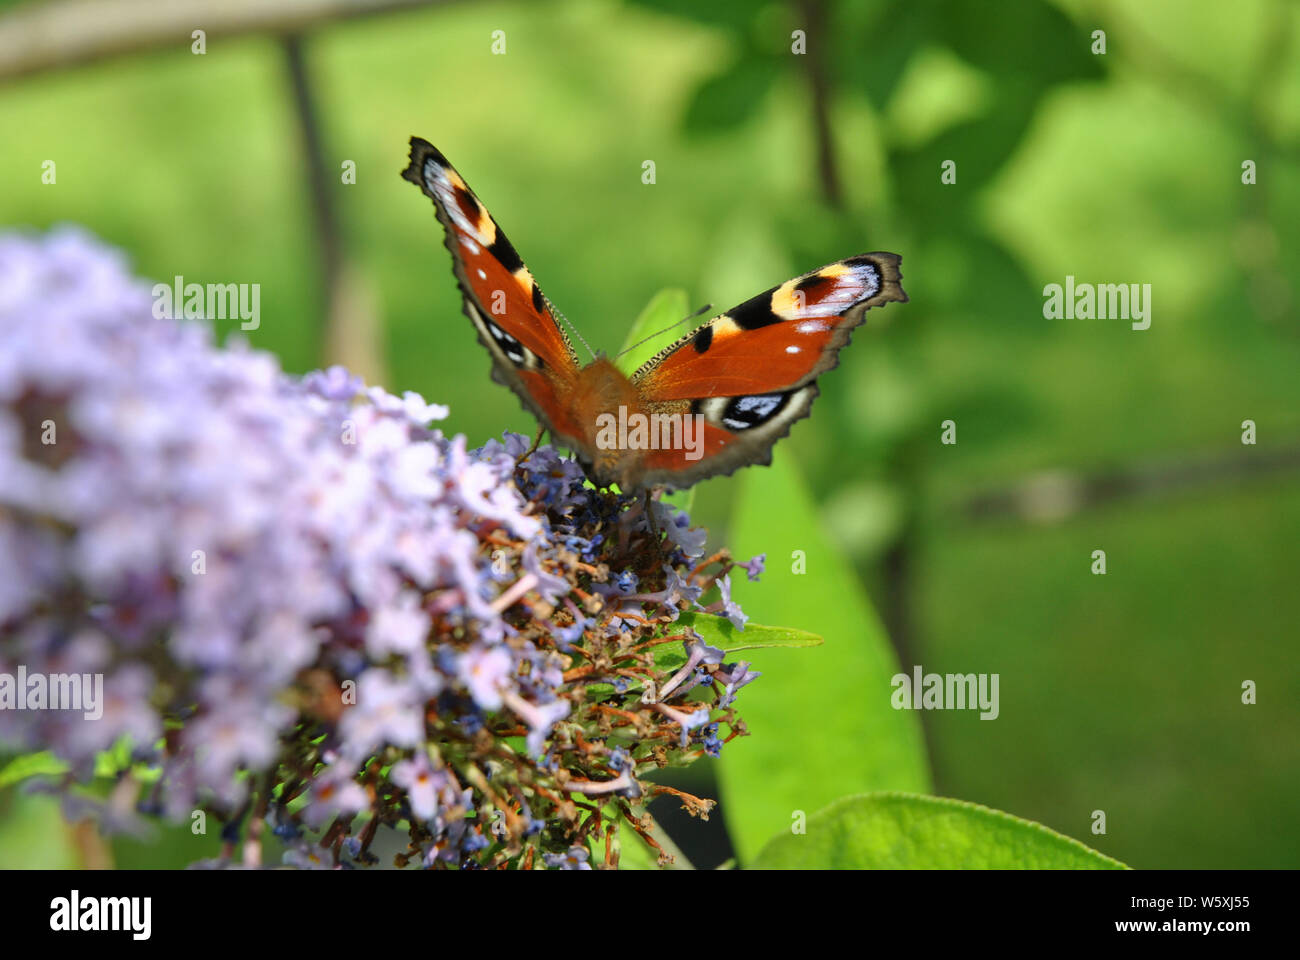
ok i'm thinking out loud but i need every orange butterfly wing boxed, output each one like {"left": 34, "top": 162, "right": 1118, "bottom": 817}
{"left": 629, "top": 254, "right": 907, "bottom": 488}
{"left": 402, "top": 138, "right": 587, "bottom": 443}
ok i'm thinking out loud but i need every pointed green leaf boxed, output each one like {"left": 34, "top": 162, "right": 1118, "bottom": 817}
{"left": 677, "top": 611, "right": 824, "bottom": 653}
{"left": 615, "top": 288, "right": 691, "bottom": 376}
{"left": 717, "top": 450, "right": 931, "bottom": 864}
{"left": 653, "top": 612, "right": 823, "bottom": 672}
{"left": 0, "top": 751, "right": 67, "bottom": 789}
{"left": 753, "top": 793, "right": 1128, "bottom": 869}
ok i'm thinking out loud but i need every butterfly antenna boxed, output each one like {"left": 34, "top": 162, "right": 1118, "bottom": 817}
{"left": 615, "top": 303, "right": 714, "bottom": 359}
{"left": 548, "top": 296, "right": 598, "bottom": 361}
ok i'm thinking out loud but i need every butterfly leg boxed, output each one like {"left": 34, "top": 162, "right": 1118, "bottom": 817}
{"left": 520, "top": 424, "right": 547, "bottom": 465}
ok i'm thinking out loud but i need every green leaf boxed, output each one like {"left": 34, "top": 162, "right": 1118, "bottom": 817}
{"left": 614, "top": 826, "right": 662, "bottom": 870}
{"left": 752, "top": 793, "right": 1129, "bottom": 869}
{"left": 890, "top": 79, "right": 1041, "bottom": 211}
{"left": 615, "top": 288, "right": 691, "bottom": 377}
{"left": 652, "top": 612, "right": 823, "bottom": 673}
{"left": 935, "top": 0, "right": 1103, "bottom": 87}
{"left": 682, "top": 54, "right": 777, "bottom": 136}
{"left": 717, "top": 450, "right": 931, "bottom": 864}
{"left": 0, "top": 751, "right": 68, "bottom": 788}
{"left": 888, "top": 0, "right": 1103, "bottom": 212}
{"left": 836, "top": 0, "right": 930, "bottom": 111}
{"left": 678, "top": 611, "right": 824, "bottom": 654}
{"left": 588, "top": 803, "right": 661, "bottom": 870}
{"left": 923, "top": 227, "right": 1046, "bottom": 331}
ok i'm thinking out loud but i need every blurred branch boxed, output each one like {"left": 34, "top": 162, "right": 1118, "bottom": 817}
{"left": 281, "top": 32, "right": 387, "bottom": 382}
{"left": 0, "top": 0, "right": 442, "bottom": 82}
{"left": 796, "top": 0, "right": 843, "bottom": 209}
{"left": 959, "top": 444, "right": 1300, "bottom": 524}
{"left": 283, "top": 34, "right": 341, "bottom": 285}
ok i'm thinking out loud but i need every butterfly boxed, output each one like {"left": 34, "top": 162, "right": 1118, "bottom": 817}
{"left": 402, "top": 136, "right": 907, "bottom": 491}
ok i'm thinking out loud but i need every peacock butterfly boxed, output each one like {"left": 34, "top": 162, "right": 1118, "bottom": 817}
{"left": 402, "top": 137, "right": 907, "bottom": 491}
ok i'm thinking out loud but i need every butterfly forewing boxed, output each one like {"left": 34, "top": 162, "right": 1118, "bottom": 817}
{"left": 629, "top": 254, "right": 907, "bottom": 487}
{"left": 402, "top": 138, "right": 582, "bottom": 438}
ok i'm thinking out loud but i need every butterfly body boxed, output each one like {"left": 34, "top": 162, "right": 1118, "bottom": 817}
{"left": 568, "top": 356, "right": 648, "bottom": 489}
{"left": 403, "top": 137, "right": 908, "bottom": 491}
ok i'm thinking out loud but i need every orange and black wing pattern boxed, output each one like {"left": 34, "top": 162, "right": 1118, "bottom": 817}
{"left": 402, "top": 137, "right": 586, "bottom": 441}
{"left": 630, "top": 254, "right": 907, "bottom": 487}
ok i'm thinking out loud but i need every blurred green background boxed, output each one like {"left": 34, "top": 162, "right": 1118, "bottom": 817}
{"left": 1, "top": 0, "right": 1297, "bottom": 869}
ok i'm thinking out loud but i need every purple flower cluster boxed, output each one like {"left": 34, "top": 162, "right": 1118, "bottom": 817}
{"left": 0, "top": 228, "right": 764, "bottom": 869}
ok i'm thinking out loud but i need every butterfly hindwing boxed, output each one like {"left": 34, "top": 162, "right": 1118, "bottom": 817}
{"left": 402, "top": 138, "right": 584, "bottom": 439}
{"left": 630, "top": 253, "right": 906, "bottom": 487}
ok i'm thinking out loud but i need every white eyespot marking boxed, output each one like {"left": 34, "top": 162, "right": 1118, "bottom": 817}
{"left": 477, "top": 269, "right": 487, "bottom": 280}
{"left": 796, "top": 320, "right": 830, "bottom": 334}
{"left": 785, "top": 345, "right": 801, "bottom": 354}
